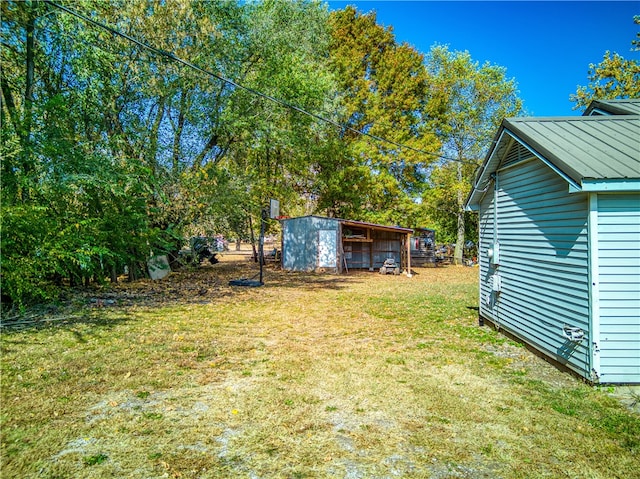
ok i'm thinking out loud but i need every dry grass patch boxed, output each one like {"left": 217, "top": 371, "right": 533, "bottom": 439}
{"left": 2, "top": 257, "right": 639, "bottom": 478}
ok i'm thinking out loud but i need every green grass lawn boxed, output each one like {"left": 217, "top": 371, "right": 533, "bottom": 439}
{"left": 2, "top": 257, "right": 639, "bottom": 478}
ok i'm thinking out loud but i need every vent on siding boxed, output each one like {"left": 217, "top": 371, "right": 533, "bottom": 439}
{"left": 502, "top": 142, "right": 533, "bottom": 167}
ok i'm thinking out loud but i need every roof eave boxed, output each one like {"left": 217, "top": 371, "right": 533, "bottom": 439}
{"left": 570, "top": 178, "right": 640, "bottom": 193}
{"left": 466, "top": 119, "right": 585, "bottom": 209}
{"left": 340, "top": 219, "right": 413, "bottom": 234}
{"left": 465, "top": 125, "right": 509, "bottom": 209}
{"left": 585, "top": 99, "right": 640, "bottom": 116}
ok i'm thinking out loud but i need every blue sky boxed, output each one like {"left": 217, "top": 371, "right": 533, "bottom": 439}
{"left": 327, "top": 1, "right": 638, "bottom": 117}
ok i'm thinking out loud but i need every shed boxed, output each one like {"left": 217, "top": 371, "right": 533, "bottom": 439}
{"left": 280, "top": 215, "right": 413, "bottom": 274}
{"left": 465, "top": 100, "right": 640, "bottom": 384}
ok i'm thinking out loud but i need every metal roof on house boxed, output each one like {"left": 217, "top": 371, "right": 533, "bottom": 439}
{"left": 585, "top": 99, "right": 640, "bottom": 116}
{"left": 504, "top": 115, "right": 640, "bottom": 183}
{"left": 467, "top": 113, "right": 640, "bottom": 208}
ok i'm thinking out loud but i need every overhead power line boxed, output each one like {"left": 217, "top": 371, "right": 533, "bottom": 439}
{"left": 46, "top": 0, "right": 468, "bottom": 164}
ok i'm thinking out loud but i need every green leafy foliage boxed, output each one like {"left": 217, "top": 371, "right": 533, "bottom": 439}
{"left": 1, "top": 0, "right": 533, "bottom": 305}
{"left": 83, "top": 453, "right": 108, "bottom": 466}
{"left": 571, "top": 16, "right": 640, "bottom": 110}
{"left": 324, "top": 6, "right": 440, "bottom": 223}
{"left": 422, "top": 45, "right": 524, "bottom": 259}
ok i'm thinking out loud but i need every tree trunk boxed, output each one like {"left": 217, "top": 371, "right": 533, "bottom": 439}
{"left": 248, "top": 214, "right": 258, "bottom": 262}
{"left": 1, "top": 76, "right": 18, "bottom": 132}
{"left": 106, "top": 108, "right": 136, "bottom": 160}
{"left": 20, "top": 1, "right": 36, "bottom": 201}
{"left": 453, "top": 162, "right": 465, "bottom": 265}
{"left": 24, "top": 3, "right": 35, "bottom": 134}
{"left": 192, "top": 131, "right": 219, "bottom": 170}
{"left": 146, "top": 97, "right": 165, "bottom": 176}
{"left": 191, "top": 85, "right": 229, "bottom": 170}
{"left": 172, "top": 90, "right": 187, "bottom": 174}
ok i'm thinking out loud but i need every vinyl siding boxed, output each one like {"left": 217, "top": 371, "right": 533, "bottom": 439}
{"left": 597, "top": 193, "right": 640, "bottom": 383}
{"left": 489, "top": 159, "right": 591, "bottom": 378}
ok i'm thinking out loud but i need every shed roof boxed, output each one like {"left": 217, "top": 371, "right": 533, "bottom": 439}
{"left": 340, "top": 218, "right": 413, "bottom": 234}
{"left": 467, "top": 114, "right": 640, "bottom": 208}
{"left": 584, "top": 99, "right": 640, "bottom": 116}
{"left": 280, "top": 215, "right": 413, "bottom": 234}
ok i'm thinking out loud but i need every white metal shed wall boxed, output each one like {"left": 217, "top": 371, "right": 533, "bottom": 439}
{"left": 281, "top": 216, "right": 339, "bottom": 272}
{"left": 488, "top": 158, "right": 591, "bottom": 378}
{"left": 596, "top": 193, "right": 640, "bottom": 383}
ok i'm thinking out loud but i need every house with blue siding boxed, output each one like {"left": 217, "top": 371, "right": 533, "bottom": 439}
{"left": 466, "top": 99, "right": 640, "bottom": 384}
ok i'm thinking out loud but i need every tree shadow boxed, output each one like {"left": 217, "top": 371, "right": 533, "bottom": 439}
{"left": 3, "top": 254, "right": 460, "bottom": 330}
{"left": 262, "top": 267, "right": 367, "bottom": 292}
{"left": 0, "top": 257, "right": 365, "bottom": 329}
{"left": 0, "top": 310, "right": 134, "bottom": 348}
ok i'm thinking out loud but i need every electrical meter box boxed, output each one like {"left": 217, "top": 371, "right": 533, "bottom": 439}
{"left": 488, "top": 242, "right": 500, "bottom": 266}
{"left": 491, "top": 273, "right": 502, "bottom": 292}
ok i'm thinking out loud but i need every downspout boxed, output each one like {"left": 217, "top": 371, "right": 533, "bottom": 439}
{"left": 588, "top": 193, "right": 601, "bottom": 382}
{"left": 477, "top": 203, "right": 483, "bottom": 326}
{"left": 493, "top": 172, "right": 500, "bottom": 330}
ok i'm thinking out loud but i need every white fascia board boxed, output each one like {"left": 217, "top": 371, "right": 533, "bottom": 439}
{"left": 466, "top": 130, "right": 508, "bottom": 210}
{"left": 587, "top": 193, "right": 601, "bottom": 381}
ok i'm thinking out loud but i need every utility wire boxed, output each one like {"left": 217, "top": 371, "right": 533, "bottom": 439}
{"left": 46, "top": 0, "right": 469, "bottom": 164}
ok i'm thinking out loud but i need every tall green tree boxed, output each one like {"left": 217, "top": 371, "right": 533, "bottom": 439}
{"left": 571, "top": 16, "right": 640, "bottom": 110}
{"left": 224, "top": 0, "right": 336, "bottom": 215}
{"left": 324, "top": 6, "right": 440, "bottom": 224}
{"left": 1, "top": 0, "right": 171, "bottom": 302}
{"left": 424, "top": 45, "right": 524, "bottom": 264}
{"left": 1, "top": 0, "right": 341, "bottom": 305}
{"left": 1, "top": 0, "right": 40, "bottom": 202}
